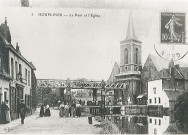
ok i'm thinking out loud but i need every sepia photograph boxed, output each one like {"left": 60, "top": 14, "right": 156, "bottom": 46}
{"left": 0, "top": 0, "right": 188, "bottom": 134}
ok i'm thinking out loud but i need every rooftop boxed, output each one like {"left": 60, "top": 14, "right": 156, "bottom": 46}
{"left": 164, "top": 90, "right": 183, "bottom": 101}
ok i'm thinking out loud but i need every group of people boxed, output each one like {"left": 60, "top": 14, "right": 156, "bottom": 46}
{"left": 59, "top": 102, "right": 81, "bottom": 118}
{"left": 0, "top": 101, "right": 10, "bottom": 124}
{"left": 0, "top": 99, "right": 29, "bottom": 125}
{"left": 39, "top": 101, "right": 82, "bottom": 118}
{"left": 39, "top": 104, "right": 51, "bottom": 117}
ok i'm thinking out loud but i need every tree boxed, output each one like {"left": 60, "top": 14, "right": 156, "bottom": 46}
{"left": 174, "top": 92, "right": 188, "bottom": 133}
{"left": 43, "top": 90, "right": 61, "bottom": 106}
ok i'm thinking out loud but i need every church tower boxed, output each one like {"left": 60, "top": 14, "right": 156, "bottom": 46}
{"left": 116, "top": 12, "right": 142, "bottom": 104}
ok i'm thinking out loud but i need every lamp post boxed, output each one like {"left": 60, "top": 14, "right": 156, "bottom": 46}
{"left": 66, "top": 78, "right": 71, "bottom": 104}
{"left": 17, "top": 72, "right": 22, "bottom": 82}
{"left": 101, "top": 79, "right": 105, "bottom": 119}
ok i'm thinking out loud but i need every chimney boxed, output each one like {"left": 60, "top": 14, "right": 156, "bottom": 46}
{"left": 5, "top": 17, "right": 7, "bottom": 26}
{"left": 168, "top": 59, "right": 175, "bottom": 79}
{"left": 16, "top": 42, "right": 19, "bottom": 51}
{"left": 16, "top": 42, "right": 21, "bottom": 54}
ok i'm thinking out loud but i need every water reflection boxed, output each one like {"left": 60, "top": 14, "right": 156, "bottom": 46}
{"left": 104, "top": 113, "right": 183, "bottom": 134}
{"left": 148, "top": 115, "right": 169, "bottom": 134}
{"left": 105, "top": 115, "right": 148, "bottom": 134}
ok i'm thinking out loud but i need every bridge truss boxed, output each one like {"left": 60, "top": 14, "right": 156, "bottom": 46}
{"left": 37, "top": 79, "right": 125, "bottom": 90}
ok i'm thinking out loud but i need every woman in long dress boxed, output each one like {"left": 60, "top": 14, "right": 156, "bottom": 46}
{"left": 71, "top": 103, "right": 76, "bottom": 117}
{"left": 76, "top": 104, "right": 81, "bottom": 117}
{"left": 4, "top": 101, "right": 10, "bottom": 123}
{"left": 59, "top": 103, "right": 65, "bottom": 117}
{"left": 45, "top": 104, "right": 51, "bottom": 117}
{"left": 39, "top": 104, "right": 44, "bottom": 117}
{"left": 64, "top": 103, "right": 69, "bottom": 117}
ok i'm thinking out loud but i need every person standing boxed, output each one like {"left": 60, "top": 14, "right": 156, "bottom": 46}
{"left": 0, "top": 102, "right": 7, "bottom": 124}
{"left": 64, "top": 103, "right": 69, "bottom": 117}
{"left": 76, "top": 103, "right": 81, "bottom": 117}
{"left": 4, "top": 101, "right": 10, "bottom": 123}
{"left": 39, "top": 104, "right": 44, "bottom": 117}
{"left": 44, "top": 104, "right": 51, "bottom": 117}
{"left": 165, "top": 14, "right": 183, "bottom": 42}
{"left": 71, "top": 102, "right": 76, "bottom": 117}
{"left": 79, "top": 99, "right": 82, "bottom": 105}
{"left": 18, "top": 100, "right": 28, "bottom": 124}
{"left": 59, "top": 102, "right": 65, "bottom": 117}
{"left": 69, "top": 104, "right": 72, "bottom": 117}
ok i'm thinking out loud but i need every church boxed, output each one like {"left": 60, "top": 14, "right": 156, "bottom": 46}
{"left": 108, "top": 12, "right": 188, "bottom": 106}
{"left": 108, "top": 13, "right": 142, "bottom": 105}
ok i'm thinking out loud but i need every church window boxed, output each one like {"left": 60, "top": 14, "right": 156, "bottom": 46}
{"left": 136, "top": 48, "right": 138, "bottom": 64}
{"left": 124, "top": 48, "right": 128, "bottom": 64}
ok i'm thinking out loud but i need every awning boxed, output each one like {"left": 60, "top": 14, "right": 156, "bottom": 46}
{"left": 137, "top": 123, "right": 144, "bottom": 126}
{"left": 137, "top": 95, "right": 144, "bottom": 99}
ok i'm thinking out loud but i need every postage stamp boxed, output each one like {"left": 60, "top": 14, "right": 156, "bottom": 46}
{"left": 161, "top": 12, "right": 186, "bottom": 44}
{"left": 154, "top": 12, "right": 188, "bottom": 61}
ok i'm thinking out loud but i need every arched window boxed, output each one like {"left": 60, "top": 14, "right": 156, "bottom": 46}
{"left": 136, "top": 48, "right": 138, "bottom": 64}
{"left": 124, "top": 48, "right": 128, "bottom": 64}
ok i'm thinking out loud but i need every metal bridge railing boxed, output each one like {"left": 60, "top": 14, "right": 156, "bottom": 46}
{"left": 37, "top": 79, "right": 125, "bottom": 90}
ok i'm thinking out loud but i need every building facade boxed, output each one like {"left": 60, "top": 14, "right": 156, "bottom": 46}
{"left": 0, "top": 18, "right": 12, "bottom": 108}
{"left": 0, "top": 18, "right": 37, "bottom": 120}
{"left": 148, "top": 79, "right": 169, "bottom": 108}
{"left": 148, "top": 115, "right": 170, "bottom": 134}
{"left": 147, "top": 59, "right": 188, "bottom": 110}
{"left": 142, "top": 54, "right": 188, "bottom": 96}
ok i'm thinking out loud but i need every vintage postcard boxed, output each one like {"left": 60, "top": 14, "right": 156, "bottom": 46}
{"left": 0, "top": 0, "right": 188, "bottom": 134}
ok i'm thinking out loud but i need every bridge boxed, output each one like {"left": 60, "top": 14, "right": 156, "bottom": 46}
{"left": 37, "top": 79, "right": 129, "bottom": 114}
{"left": 37, "top": 79, "right": 129, "bottom": 116}
{"left": 37, "top": 79, "right": 125, "bottom": 90}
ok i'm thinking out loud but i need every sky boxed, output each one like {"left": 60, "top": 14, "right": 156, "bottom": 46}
{"left": 0, "top": 0, "right": 188, "bottom": 81}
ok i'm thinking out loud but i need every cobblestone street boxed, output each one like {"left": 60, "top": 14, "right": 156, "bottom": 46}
{"left": 0, "top": 108, "right": 100, "bottom": 134}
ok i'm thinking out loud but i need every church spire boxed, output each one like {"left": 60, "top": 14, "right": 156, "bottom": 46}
{"left": 126, "top": 12, "right": 138, "bottom": 41}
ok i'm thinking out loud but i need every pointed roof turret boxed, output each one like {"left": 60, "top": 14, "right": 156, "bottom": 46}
{"left": 0, "top": 17, "right": 11, "bottom": 43}
{"left": 126, "top": 12, "right": 138, "bottom": 41}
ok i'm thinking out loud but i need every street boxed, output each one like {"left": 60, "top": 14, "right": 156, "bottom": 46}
{"left": 0, "top": 108, "right": 100, "bottom": 134}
